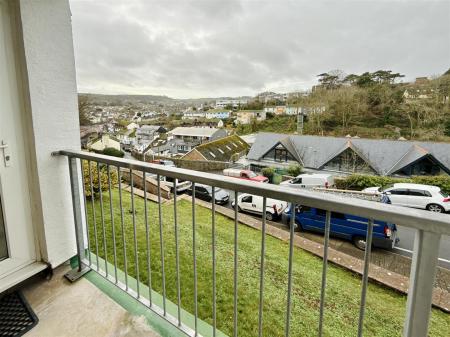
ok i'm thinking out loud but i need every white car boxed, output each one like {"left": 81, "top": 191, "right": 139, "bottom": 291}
{"left": 364, "top": 183, "right": 450, "bottom": 213}
{"left": 232, "top": 194, "right": 287, "bottom": 221}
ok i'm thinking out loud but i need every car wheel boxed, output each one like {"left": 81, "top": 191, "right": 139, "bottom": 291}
{"left": 426, "top": 204, "right": 445, "bottom": 213}
{"left": 234, "top": 204, "right": 242, "bottom": 212}
{"left": 265, "top": 212, "right": 274, "bottom": 221}
{"left": 353, "top": 236, "right": 367, "bottom": 250}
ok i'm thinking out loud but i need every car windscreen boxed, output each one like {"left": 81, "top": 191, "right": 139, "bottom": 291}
{"left": 440, "top": 191, "right": 449, "bottom": 198}
{"left": 247, "top": 171, "right": 257, "bottom": 178}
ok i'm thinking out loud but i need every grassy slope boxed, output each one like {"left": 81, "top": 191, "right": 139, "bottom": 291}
{"left": 86, "top": 189, "right": 450, "bottom": 337}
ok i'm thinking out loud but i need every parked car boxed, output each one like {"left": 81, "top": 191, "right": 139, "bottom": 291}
{"left": 282, "top": 205, "right": 398, "bottom": 250}
{"left": 151, "top": 159, "right": 175, "bottom": 167}
{"left": 280, "top": 173, "right": 334, "bottom": 189}
{"left": 187, "top": 184, "right": 230, "bottom": 205}
{"left": 223, "top": 168, "right": 269, "bottom": 183}
{"left": 363, "top": 183, "right": 450, "bottom": 213}
{"left": 231, "top": 194, "right": 287, "bottom": 221}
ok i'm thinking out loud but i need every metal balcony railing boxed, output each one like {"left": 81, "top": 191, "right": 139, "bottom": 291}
{"left": 57, "top": 150, "right": 450, "bottom": 337}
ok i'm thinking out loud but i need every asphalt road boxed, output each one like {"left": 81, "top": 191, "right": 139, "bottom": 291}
{"left": 222, "top": 188, "right": 450, "bottom": 268}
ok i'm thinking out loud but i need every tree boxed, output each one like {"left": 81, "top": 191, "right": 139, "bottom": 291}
{"left": 78, "top": 95, "right": 90, "bottom": 125}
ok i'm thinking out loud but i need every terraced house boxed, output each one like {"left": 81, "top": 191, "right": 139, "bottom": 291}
{"left": 247, "top": 133, "right": 450, "bottom": 176}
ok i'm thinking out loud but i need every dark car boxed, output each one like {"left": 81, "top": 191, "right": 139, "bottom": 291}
{"left": 187, "top": 184, "right": 230, "bottom": 205}
{"left": 282, "top": 205, "right": 398, "bottom": 250}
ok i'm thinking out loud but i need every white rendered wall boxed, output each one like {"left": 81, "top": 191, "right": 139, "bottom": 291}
{"left": 19, "top": 0, "right": 79, "bottom": 267}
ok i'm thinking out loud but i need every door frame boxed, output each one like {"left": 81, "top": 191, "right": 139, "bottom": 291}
{"left": 0, "top": 0, "right": 46, "bottom": 289}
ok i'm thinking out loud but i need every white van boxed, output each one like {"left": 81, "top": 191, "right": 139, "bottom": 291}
{"left": 232, "top": 194, "right": 287, "bottom": 221}
{"left": 280, "top": 173, "right": 334, "bottom": 190}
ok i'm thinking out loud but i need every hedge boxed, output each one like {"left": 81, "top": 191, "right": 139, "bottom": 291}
{"left": 335, "top": 174, "right": 450, "bottom": 193}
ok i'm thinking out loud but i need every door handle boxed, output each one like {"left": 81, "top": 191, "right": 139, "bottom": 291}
{"left": 1, "top": 141, "right": 11, "bottom": 167}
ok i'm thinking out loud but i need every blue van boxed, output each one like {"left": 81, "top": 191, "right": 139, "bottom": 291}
{"left": 281, "top": 205, "right": 398, "bottom": 250}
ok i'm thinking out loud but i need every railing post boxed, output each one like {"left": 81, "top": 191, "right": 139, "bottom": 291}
{"left": 64, "top": 156, "right": 91, "bottom": 282}
{"left": 403, "top": 229, "right": 441, "bottom": 337}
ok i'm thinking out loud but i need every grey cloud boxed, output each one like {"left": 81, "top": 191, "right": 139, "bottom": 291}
{"left": 70, "top": 0, "right": 450, "bottom": 98}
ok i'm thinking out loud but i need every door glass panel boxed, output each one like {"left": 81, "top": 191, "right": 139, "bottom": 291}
{"left": 0, "top": 195, "right": 8, "bottom": 261}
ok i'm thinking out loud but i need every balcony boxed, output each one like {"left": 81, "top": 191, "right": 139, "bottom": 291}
{"left": 35, "top": 150, "right": 450, "bottom": 337}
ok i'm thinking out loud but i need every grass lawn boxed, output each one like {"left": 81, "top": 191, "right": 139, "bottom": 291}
{"left": 86, "top": 188, "right": 450, "bottom": 337}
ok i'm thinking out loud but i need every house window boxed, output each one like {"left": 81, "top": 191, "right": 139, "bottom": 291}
{"left": 274, "top": 149, "right": 288, "bottom": 162}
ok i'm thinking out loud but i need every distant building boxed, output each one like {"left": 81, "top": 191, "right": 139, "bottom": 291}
{"left": 182, "top": 135, "right": 250, "bottom": 162}
{"left": 126, "top": 122, "right": 140, "bottom": 130}
{"left": 215, "top": 99, "right": 248, "bottom": 109}
{"left": 167, "top": 127, "right": 228, "bottom": 154}
{"left": 264, "top": 106, "right": 300, "bottom": 115}
{"left": 182, "top": 111, "right": 206, "bottom": 119}
{"left": 88, "top": 134, "right": 121, "bottom": 152}
{"left": 205, "top": 109, "right": 231, "bottom": 119}
{"left": 235, "top": 110, "right": 266, "bottom": 124}
{"left": 136, "top": 125, "right": 167, "bottom": 142}
{"left": 246, "top": 133, "right": 450, "bottom": 176}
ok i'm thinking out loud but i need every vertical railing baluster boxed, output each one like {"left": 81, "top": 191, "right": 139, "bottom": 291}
{"left": 174, "top": 179, "right": 182, "bottom": 325}
{"left": 117, "top": 167, "right": 128, "bottom": 290}
{"left": 357, "top": 219, "right": 374, "bottom": 337}
{"left": 318, "top": 210, "right": 331, "bottom": 337}
{"left": 130, "top": 169, "right": 140, "bottom": 298}
{"left": 107, "top": 165, "right": 118, "bottom": 283}
{"left": 157, "top": 175, "right": 167, "bottom": 315}
{"left": 97, "top": 162, "right": 108, "bottom": 275}
{"left": 233, "top": 190, "right": 238, "bottom": 337}
{"left": 88, "top": 161, "right": 99, "bottom": 270}
{"left": 403, "top": 230, "right": 441, "bottom": 337}
{"left": 143, "top": 171, "right": 153, "bottom": 306}
{"left": 212, "top": 186, "right": 217, "bottom": 337}
{"left": 258, "top": 197, "right": 267, "bottom": 337}
{"left": 80, "top": 159, "right": 91, "bottom": 267}
{"left": 192, "top": 182, "right": 198, "bottom": 335}
{"left": 285, "top": 203, "right": 296, "bottom": 337}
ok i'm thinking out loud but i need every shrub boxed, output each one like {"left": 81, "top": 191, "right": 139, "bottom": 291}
{"left": 335, "top": 174, "right": 450, "bottom": 193}
{"left": 286, "top": 164, "right": 303, "bottom": 177}
{"left": 103, "top": 147, "right": 125, "bottom": 158}
{"left": 82, "top": 161, "right": 118, "bottom": 198}
{"left": 261, "top": 167, "right": 276, "bottom": 183}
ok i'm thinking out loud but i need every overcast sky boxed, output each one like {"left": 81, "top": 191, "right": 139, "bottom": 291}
{"left": 70, "top": 0, "right": 450, "bottom": 98}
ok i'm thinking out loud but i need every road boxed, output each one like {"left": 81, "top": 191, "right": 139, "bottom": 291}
{"left": 222, "top": 188, "right": 450, "bottom": 268}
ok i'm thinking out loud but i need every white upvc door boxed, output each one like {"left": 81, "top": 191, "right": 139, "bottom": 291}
{"left": 0, "top": 0, "right": 37, "bottom": 279}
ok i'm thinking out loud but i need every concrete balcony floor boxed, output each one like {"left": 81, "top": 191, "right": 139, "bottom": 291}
{"left": 22, "top": 264, "right": 161, "bottom": 337}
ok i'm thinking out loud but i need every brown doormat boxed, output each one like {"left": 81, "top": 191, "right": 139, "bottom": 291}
{"left": 0, "top": 291, "right": 38, "bottom": 336}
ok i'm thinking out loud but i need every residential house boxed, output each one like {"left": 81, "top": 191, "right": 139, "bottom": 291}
{"left": 205, "top": 109, "right": 231, "bottom": 119}
{"left": 167, "top": 126, "right": 228, "bottom": 154}
{"left": 235, "top": 110, "right": 266, "bottom": 124}
{"left": 264, "top": 106, "right": 300, "bottom": 115}
{"left": 247, "top": 133, "right": 450, "bottom": 176}
{"left": 136, "top": 125, "right": 167, "bottom": 142}
{"left": 126, "top": 122, "right": 140, "bottom": 130}
{"left": 182, "top": 110, "right": 206, "bottom": 119}
{"left": 182, "top": 135, "right": 249, "bottom": 162}
{"left": 88, "top": 134, "right": 121, "bottom": 152}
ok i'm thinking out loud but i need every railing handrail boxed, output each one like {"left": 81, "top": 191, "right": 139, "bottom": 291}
{"left": 57, "top": 149, "right": 450, "bottom": 236}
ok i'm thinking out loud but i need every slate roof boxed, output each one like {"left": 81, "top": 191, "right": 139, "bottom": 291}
{"left": 247, "top": 132, "right": 450, "bottom": 175}
{"left": 183, "top": 135, "right": 250, "bottom": 162}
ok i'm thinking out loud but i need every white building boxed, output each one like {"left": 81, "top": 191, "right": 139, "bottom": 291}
{"left": 215, "top": 98, "right": 248, "bottom": 109}
{"left": 126, "top": 122, "right": 140, "bottom": 130}
{"left": 88, "top": 134, "right": 121, "bottom": 152}
{"left": 182, "top": 111, "right": 206, "bottom": 119}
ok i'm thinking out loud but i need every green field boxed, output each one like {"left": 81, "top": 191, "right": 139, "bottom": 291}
{"left": 86, "top": 189, "right": 450, "bottom": 337}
